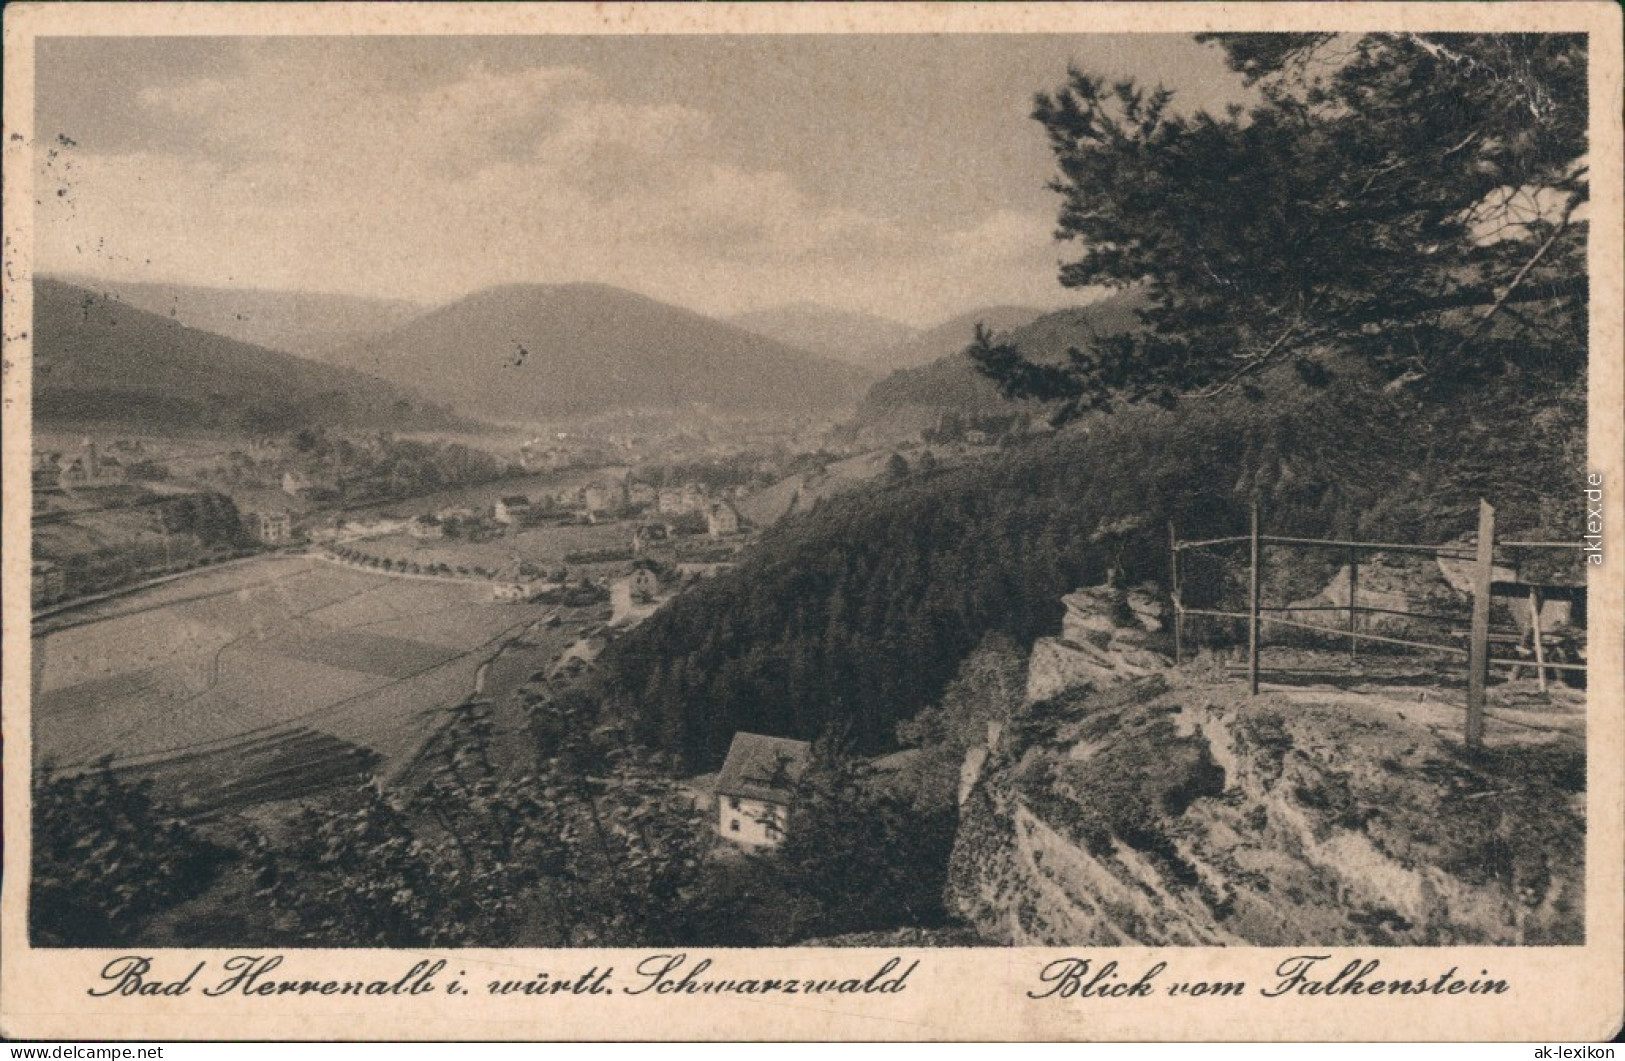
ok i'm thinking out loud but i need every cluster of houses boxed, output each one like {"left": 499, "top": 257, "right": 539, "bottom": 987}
{"left": 33, "top": 441, "right": 129, "bottom": 491}
{"left": 307, "top": 498, "right": 521, "bottom": 545}
{"left": 298, "top": 480, "right": 748, "bottom": 552}
{"left": 654, "top": 482, "right": 707, "bottom": 514}
{"left": 492, "top": 575, "right": 564, "bottom": 602}
{"left": 508, "top": 476, "right": 747, "bottom": 534}
{"left": 517, "top": 442, "right": 577, "bottom": 472}
{"left": 306, "top": 514, "right": 412, "bottom": 544}
{"left": 31, "top": 441, "right": 308, "bottom": 546}
{"left": 518, "top": 422, "right": 700, "bottom": 472}
{"left": 630, "top": 503, "right": 741, "bottom": 547}
{"left": 517, "top": 431, "right": 623, "bottom": 473}
{"left": 159, "top": 438, "right": 281, "bottom": 484}
{"left": 182, "top": 452, "right": 752, "bottom": 573}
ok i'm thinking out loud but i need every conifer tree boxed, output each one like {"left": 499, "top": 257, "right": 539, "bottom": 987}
{"left": 976, "top": 33, "right": 1588, "bottom": 417}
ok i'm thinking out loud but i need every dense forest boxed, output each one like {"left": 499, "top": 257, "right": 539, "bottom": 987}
{"left": 596, "top": 371, "right": 1585, "bottom": 772}
{"left": 598, "top": 32, "right": 1590, "bottom": 773}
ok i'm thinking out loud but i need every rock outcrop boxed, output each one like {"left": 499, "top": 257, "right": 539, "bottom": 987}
{"left": 945, "top": 582, "right": 1585, "bottom": 946}
{"left": 1025, "top": 583, "right": 1168, "bottom": 703}
{"left": 1275, "top": 548, "right": 1520, "bottom": 640}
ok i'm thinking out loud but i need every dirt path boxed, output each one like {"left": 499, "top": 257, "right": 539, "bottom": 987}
{"left": 1215, "top": 647, "right": 1585, "bottom": 747}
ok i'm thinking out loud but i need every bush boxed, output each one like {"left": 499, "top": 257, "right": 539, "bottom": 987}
{"left": 32, "top": 764, "right": 234, "bottom": 946}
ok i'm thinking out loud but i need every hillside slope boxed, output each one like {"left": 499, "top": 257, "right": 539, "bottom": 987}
{"left": 333, "top": 283, "right": 875, "bottom": 421}
{"left": 45, "top": 275, "right": 425, "bottom": 360}
{"left": 31, "top": 279, "right": 457, "bottom": 433}
{"left": 869, "top": 305, "right": 1049, "bottom": 373}
{"left": 856, "top": 291, "right": 1149, "bottom": 421}
{"left": 596, "top": 375, "right": 1584, "bottom": 772}
{"left": 727, "top": 303, "right": 918, "bottom": 369}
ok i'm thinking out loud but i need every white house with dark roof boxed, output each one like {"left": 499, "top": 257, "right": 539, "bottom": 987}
{"left": 57, "top": 442, "right": 125, "bottom": 489}
{"left": 713, "top": 732, "right": 811, "bottom": 847}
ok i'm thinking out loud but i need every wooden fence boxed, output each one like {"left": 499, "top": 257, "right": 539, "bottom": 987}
{"left": 1169, "top": 499, "right": 1586, "bottom": 749}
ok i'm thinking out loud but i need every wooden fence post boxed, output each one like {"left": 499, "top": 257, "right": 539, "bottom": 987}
{"left": 1528, "top": 586, "right": 1548, "bottom": 693}
{"left": 1169, "top": 521, "right": 1183, "bottom": 665}
{"left": 1347, "top": 548, "right": 1359, "bottom": 664}
{"left": 1248, "top": 500, "right": 1261, "bottom": 696}
{"left": 1465, "top": 499, "right": 1496, "bottom": 749}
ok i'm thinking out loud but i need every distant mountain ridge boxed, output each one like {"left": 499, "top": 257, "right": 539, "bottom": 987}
{"left": 333, "top": 283, "right": 876, "bottom": 421}
{"left": 726, "top": 303, "right": 919, "bottom": 369}
{"left": 866, "top": 305, "right": 1050, "bottom": 375}
{"left": 45, "top": 274, "right": 425, "bottom": 360}
{"left": 32, "top": 278, "right": 458, "bottom": 433}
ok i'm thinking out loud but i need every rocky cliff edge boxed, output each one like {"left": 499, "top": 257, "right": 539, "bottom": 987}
{"left": 945, "top": 585, "right": 1585, "bottom": 946}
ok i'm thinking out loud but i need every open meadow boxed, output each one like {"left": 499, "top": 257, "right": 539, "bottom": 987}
{"left": 32, "top": 555, "right": 567, "bottom": 812}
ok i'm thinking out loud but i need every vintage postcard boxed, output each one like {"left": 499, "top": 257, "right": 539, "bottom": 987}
{"left": 2, "top": 1, "right": 1621, "bottom": 1042}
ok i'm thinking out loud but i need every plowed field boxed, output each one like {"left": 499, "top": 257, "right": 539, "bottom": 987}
{"left": 32, "top": 555, "right": 559, "bottom": 807}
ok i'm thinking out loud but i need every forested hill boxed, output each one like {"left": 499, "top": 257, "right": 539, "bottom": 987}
{"left": 868, "top": 306, "right": 1049, "bottom": 373}
{"left": 596, "top": 375, "right": 1584, "bottom": 772}
{"left": 332, "top": 283, "right": 876, "bottom": 420}
{"left": 45, "top": 275, "right": 424, "bottom": 361}
{"left": 854, "top": 290, "right": 1148, "bottom": 420}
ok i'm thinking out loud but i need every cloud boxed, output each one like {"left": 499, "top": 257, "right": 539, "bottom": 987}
{"left": 133, "top": 60, "right": 589, "bottom": 179}
{"left": 37, "top": 57, "right": 1070, "bottom": 325}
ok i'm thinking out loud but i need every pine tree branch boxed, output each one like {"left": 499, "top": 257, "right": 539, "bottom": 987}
{"left": 1437, "top": 190, "right": 1585, "bottom": 364}
{"left": 1182, "top": 316, "right": 1310, "bottom": 401}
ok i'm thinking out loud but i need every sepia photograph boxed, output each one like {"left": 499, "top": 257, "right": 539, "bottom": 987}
{"left": 2, "top": 1, "right": 1621, "bottom": 1043}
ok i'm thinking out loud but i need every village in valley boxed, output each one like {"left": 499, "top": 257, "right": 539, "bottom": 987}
{"left": 29, "top": 401, "right": 983, "bottom": 866}
{"left": 31, "top": 407, "right": 1000, "bottom": 618}
{"left": 34, "top": 421, "right": 759, "bottom": 611}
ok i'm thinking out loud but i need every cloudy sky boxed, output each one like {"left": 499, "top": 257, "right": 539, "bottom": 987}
{"left": 35, "top": 34, "right": 1252, "bottom": 327}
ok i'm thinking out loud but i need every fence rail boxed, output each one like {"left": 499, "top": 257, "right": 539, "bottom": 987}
{"left": 1169, "top": 499, "right": 1586, "bottom": 749}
